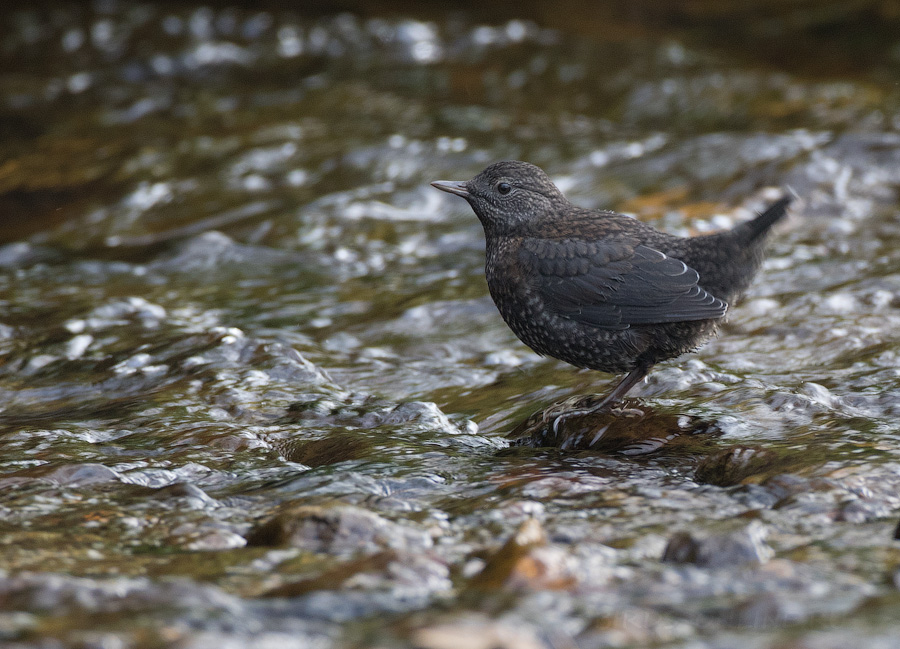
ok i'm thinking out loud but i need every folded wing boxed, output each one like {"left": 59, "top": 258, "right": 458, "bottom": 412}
{"left": 521, "top": 239, "right": 727, "bottom": 331}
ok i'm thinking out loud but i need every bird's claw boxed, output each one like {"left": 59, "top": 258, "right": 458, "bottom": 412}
{"left": 551, "top": 408, "right": 591, "bottom": 434}
{"left": 550, "top": 399, "right": 628, "bottom": 434}
{"left": 552, "top": 413, "right": 566, "bottom": 435}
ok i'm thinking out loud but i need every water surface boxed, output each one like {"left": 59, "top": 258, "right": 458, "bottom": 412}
{"left": 2, "top": 3, "right": 900, "bottom": 648}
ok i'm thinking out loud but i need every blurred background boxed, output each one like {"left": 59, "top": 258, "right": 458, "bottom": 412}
{"left": 2, "top": 2, "right": 900, "bottom": 648}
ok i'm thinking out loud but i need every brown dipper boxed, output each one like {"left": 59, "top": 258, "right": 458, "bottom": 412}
{"left": 432, "top": 161, "right": 790, "bottom": 428}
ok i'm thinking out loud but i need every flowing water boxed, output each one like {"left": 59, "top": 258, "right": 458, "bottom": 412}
{"left": 2, "top": 3, "right": 900, "bottom": 648}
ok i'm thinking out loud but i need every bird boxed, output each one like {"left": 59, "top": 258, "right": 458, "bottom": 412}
{"left": 431, "top": 161, "right": 790, "bottom": 429}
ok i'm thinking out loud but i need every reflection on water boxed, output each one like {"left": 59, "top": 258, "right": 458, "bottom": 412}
{"left": 1, "top": 2, "right": 900, "bottom": 648}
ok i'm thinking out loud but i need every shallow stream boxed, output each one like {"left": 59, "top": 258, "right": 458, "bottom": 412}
{"left": 2, "top": 3, "right": 900, "bottom": 648}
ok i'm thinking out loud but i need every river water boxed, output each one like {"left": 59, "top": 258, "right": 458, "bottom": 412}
{"left": 2, "top": 3, "right": 900, "bottom": 648}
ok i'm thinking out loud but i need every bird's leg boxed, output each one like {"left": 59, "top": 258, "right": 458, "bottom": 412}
{"left": 552, "top": 365, "right": 651, "bottom": 434}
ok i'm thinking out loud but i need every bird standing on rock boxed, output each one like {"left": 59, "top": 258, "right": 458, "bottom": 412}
{"left": 432, "top": 161, "right": 790, "bottom": 428}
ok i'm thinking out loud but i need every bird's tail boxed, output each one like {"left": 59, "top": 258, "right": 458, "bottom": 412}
{"left": 737, "top": 196, "right": 792, "bottom": 244}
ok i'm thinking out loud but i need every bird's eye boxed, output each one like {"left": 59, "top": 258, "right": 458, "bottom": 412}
{"left": 497, "top": 182, "right": 512, "bottom": 195}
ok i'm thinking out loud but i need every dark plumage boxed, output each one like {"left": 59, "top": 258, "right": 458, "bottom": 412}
{"left": 432, "top": 161, "right": 790, "bottom": 424}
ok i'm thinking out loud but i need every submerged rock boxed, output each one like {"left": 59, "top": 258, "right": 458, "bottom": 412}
{"left": 662, "top": 522, "right": 774, "bottom": 568}
{"left": 724, "top": 591, "right": 807, "bottom": 628}
{"left": 246, "top": 503, "right": 432, "bottom": 555}
{"left": 694, "top": 445, "right": 783, "bottom": 486}
{"left": 413, "top": 614, "right": 547, "bottom": 649}
{"left": 278, "top": 431, "right": 373, "bottom": 467}
{"left": 169, "top": 527, "right": 247, "bottom": 551}
{"left": 468, "top": 518, "right": 576, "bottom": 591}
{"left": 149, "top": 482, "right": 218, "bottom": 509}
{"left": 0, "top": 463, "right": 122, "bottom": 489}
{"left": 508, "top": 398, "right": 719, "bottom": 454}
{"left": 577, "top": 608, "right": 694, "bottom": 648}
{"left": 261, "top": 550, "right": 450, "bottom": 599}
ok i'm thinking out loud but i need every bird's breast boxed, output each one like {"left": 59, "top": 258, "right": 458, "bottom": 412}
{"left": 484, "top": 240, "right": 560, "bottom": 349}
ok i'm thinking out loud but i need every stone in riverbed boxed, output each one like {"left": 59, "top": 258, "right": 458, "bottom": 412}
{"left": 0, "top": 462, "right": 122, "bottom": 489}
{"left": 508, "top": 398, "right": 719, "bottom": 455}
{"left": 694, "top": 445, "right": 783, "bottom": 486}
{"left": 413, "top": 613, "right": 546, "bottom": 649}
{"left": 662, "top": 522, "right": 773, "bottom": 568}
{"left": 468, "top": 518, "right": 576, "bottom": 591}
{"left": 278, "top": 431, "right": 372, "bottom": 467}
{"left": 261, "top": 549, "right": 450, "bottom": 599}
{"left": 246, "top": 504, "right": 432, "bottom": 555}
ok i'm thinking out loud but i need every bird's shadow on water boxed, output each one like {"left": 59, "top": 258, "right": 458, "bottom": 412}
{"left": 505, "top": 395, "right": 723, "bottom": 456}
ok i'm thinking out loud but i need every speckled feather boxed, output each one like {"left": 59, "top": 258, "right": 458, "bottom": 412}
{"left": 434, "top": 161, "right": 790, "bottom": 377}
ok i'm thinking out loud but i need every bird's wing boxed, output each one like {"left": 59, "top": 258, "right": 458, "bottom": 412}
{"left": 520, "top": 238, "right": 727, "bottom": 331}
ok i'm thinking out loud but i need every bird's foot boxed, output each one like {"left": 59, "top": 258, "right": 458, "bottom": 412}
{"left": 551, "top": 404, "right": 610, "bottom": 435}
{"left": 548, "top": 401, "right": 647, "bottom": 435}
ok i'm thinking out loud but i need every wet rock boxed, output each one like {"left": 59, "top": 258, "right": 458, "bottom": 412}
{"left": 264, "top": 345, "right": 334, "bottom": 385}
{"left": 281, "top": 399, "right": 480, "bottom": 446}
{"left": 179, "top": 333, "right": 340, "bottom": 422}
{"left": 508, "top": 398, "right": 719, "bottom": 454}
{"left": 413, "top": 614, "right": 547, "bottom": 649}
{"left": 835, "top": 498, "right": 883, "bottom": 524}
{"left": 262, "top": 550, "right": 450, "bottom": 599}
{"left": 750, "top": 465, "right": 900, "bottom": 523}
{"left": 40, "top": 463, "right": 121, "bottom": 488}
{"left": 759, "top": 473, "right": 818, "bottom": 503}
{"left": 577, "top": 609, "right": 694, "bottom": 648}
{"left": 150, "top": 483, "right": 218, "bottom": 510}
{"left": 272, "top": 587, "right": 430, "bottom": 623}
{"left": 278, "top": 431, "right": 372, "bottom": 467}
{"left": 469, "top": 519, "right": 576, "bottom": 591}
{"left": 724, "top": 592, "right": 806, "bottom": 627}
{"left": 245, "top": 504, "right": 432, "bottom": 555}
{"left": 361, "top": 400, "right": 461, "bottom": 434}
{"left": 694, "top": 446, "right": 782, "bottom": 486}
{"left": 662, "top": 522, "right": 774, "bottom": 568}
{"left": 174, "top": 528, "right": 247, "bottom": 552}
{"left": 157, "top": 631, "right": 330, "bottom": 649}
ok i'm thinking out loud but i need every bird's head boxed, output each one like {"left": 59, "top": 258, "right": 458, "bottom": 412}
{"left": 432, "top": 161, "right": 567, "bottom": 234}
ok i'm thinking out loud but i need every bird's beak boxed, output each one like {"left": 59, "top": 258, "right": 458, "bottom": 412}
{"left": 430, "top": 180, "right": 470, "bottom": 198}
